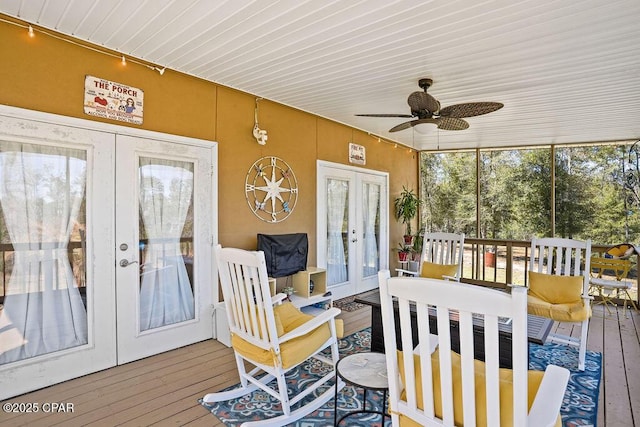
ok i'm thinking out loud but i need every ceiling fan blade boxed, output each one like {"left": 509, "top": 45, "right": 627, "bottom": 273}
{"left": 389, "top": 120, "right": 417, "bottom": 132}
{"left": 389, "top": 118, "right": 440, "bottom": 133}
{"left": 439, "top": 102, "right": 503, "bottom": 118}
{"left": 407, "top": 91, "right": 440, "bottom": 114}
{"left": 355, "top": 113, "right": 414, "bottom": 118}
{"left": 437, "top": 117, "right": 469, "bottom": 130}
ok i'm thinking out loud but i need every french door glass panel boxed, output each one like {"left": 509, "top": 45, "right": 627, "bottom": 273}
{"left": 326, "top": 177, "right": 349, "bottom": 286}
{"left": 362, "top": 181, "right": 381, "bottom": 278}
{"left": 0, "top": 142, "right": 88, "bottom": 364}
{"left": 138, "top": 157, "right": 195, "bottom": 332}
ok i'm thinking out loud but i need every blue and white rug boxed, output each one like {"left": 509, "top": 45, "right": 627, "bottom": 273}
{"left": 200, "top": 328, "right": 601, "bottom": 426}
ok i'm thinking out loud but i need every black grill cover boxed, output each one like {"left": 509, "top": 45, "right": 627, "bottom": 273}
{"left": 257, "top": 233, "right": 308, "bottom": 278}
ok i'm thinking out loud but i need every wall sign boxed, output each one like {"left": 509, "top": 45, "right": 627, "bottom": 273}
{"left": 245, "top": 156, "right": 298, "bottom": 223}
{"left": 349, "top": 142, "right": 366, "bottom": 165}
{"left": 83, "top": 75, "right": 144, "bottom": 125}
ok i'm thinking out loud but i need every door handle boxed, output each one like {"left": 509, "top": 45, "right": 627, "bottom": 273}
{"left": 119, "top": 259, "right": 139, "bottom": 267}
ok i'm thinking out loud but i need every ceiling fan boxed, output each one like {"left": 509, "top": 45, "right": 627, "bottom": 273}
{"left": 356, "top": 78, "right": 503, "bottom": 132}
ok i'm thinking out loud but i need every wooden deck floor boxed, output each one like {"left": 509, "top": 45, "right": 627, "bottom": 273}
{"left": 0, "top": 303, "right": 637, "bottom": 426}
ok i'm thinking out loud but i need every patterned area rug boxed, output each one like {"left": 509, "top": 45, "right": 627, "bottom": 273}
{"left": 200, "top": 328, "right": 601, "bottom": 426}
{"left": 529, "top": 342, "right": 601, "bottom": 427}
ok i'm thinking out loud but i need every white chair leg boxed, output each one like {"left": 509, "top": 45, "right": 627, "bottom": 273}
{"left": 276, "top": 369, "right": 291, "bottom": 416}
{"left": 578, "top": 319, "right": 589, "bottom": 371}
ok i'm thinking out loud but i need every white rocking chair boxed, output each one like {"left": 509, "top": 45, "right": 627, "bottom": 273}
{"left": 203, "top": 245, "right": 343, "bottom": 426}
{"left": 378, "top": 271, "right": 570, "bottom": 426}
{"left": 527, "top": 237, "right": 592, "bottom": 371}
{"left": 396, "top": 232, "right": 465, "bottom": 281}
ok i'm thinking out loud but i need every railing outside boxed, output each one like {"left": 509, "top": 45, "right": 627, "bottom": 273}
{"left": 2, "top": 237, "right": 638, "bottom": 308}
{"left": 462, "top": 238, "right": 639, "bottom": 307}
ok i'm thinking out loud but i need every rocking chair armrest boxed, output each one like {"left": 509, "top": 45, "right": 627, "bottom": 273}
{"left": 395, "top": 268, "right": 419, "bottom": 277}
{"left": 581, "top": 294, "right": 594, "bottom": 301}
{"left": 442, "top": 275, "right": 460, "bottom": 282}
{"left": 527, "top": 364, "right": 570, "bottom": 427}
{"left": 271, "top": 293, "right": 288, "bottom": 305}
{"left": 278, "top": 307, "right": 341, "bottom": 343}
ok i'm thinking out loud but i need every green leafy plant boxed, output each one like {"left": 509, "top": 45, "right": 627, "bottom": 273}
{"left": 394, "top": 186, "right": 421, "bottom": 236}
{"left": 282, "top": 286, "right": 295, "bottom": 296}
{"left": 396, "top": 243, "right": 413, "bottom": 261}
{"left": 412, "top": 225, "right": 425, "bottom": 259}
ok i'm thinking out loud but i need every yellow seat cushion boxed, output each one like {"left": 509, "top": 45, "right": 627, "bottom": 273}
{"left": 527, "top": 294, "right": 591, "bottom": 322}
{"left": 231, "top": 302, "right": 333, "bottom": 369}
{"left": 274, "top": 302, "right": 343, "bottom": 338}
{"left": 528, "top": 271, "right": 583, "bottom": 304}
{"left": 396, "top": 349, "right": 561, "bottom": 427}
{"left": 421, "top": 261, "right": 458, "bottom": 280}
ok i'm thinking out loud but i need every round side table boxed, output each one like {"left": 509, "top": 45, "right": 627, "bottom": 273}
{"left": 333, "top": 351, "right": 390, "bottom": 426}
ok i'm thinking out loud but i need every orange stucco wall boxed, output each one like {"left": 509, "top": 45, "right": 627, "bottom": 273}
{"left": 0, "top": 16, "right": 418, "bottom": 267}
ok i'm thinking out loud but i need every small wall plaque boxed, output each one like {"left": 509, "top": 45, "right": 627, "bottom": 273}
{"left": 349, "top": 143, "right": 366, "bottom": 165}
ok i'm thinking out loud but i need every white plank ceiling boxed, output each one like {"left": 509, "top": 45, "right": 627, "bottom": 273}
{"left": 1, "top": 0, "right": 639, "bottom": 151}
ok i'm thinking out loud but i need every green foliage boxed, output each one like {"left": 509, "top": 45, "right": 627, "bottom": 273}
{"left": 397, "top": 242, "right": 412, "bottom": 253}
{"left": 394, "top": 186, "right": 421, "bottom": 236}
{"left": 421, "top": 152, "right": 476, "bottom": 235}
{"left": 420, "top": 142, "right": 640, "bottom": 245}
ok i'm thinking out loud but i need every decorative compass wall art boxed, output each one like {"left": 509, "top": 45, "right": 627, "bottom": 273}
{"left": 245, "top": 156, "right": 299, "bottom": 223}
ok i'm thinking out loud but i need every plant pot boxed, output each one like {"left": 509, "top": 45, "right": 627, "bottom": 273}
{"left": 398, "top": 251, "right": 409, "bottom": 262}
{"left": 408, "top": 260, "right": 419, "bottom": 272}
{"left": 484, "top": 251, "right": 496, "bottom": 267}
{"left": 403, "top": 235, "right": 414, "bottom": 246}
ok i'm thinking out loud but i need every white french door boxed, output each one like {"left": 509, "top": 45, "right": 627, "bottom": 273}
{"left": 317, "top": 161, "right": 388, "bottom": 299}
{"left": 115, "top": 135, "right": 214, "bottom": 363}
{"left": 0, "top": 107, "right": 216, "bottom": 399}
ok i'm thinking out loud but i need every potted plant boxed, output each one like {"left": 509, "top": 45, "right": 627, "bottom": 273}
{"left": 484, "top": 246, "right": 496, "bottom": 267}
{"left": 394, "top": 186, "right": 421, "bottom": 246}
{"left": 397, "top": 243, "right": 412, "bottom": 262}
{"left": 407, "top": 226, "right": 424, "bottom": 272}
{"left": 411, "top": 225, "right": 425, "bottom": 261}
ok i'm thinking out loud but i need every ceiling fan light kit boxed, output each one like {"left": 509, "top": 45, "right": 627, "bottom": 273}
{"left": 356, "top": 78, "right": 503, "bottom": 133}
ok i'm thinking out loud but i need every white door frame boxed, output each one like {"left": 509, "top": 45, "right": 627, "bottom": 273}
{"left": 316, "top": 160, "right": 389, "bottom": 299}
{"left": 0, "top": 105, "right": 218, "bottom": 399}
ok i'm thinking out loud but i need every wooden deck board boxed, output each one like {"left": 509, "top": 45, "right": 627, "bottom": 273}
{"left": 624, "top": 309, "right": 640, "bottom": 425}
{"left": 603, "top": 304, "right": 633, "bottom": 426}
{"left": 587, "top": 305, "right": 606, "bottom": 427}
{"left": 0, "top": 302, "right": 636, "bottom": 426}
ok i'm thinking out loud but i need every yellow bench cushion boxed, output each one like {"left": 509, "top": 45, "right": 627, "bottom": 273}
{"left": 528, "top": 271, "right": 583, "bottom": 304}
{"left": 396, "top": 349, "right": 561, "bottom": 427}
{"left": 231, "top": 302, "right": 334, "bottom": 369}
{"left": 527, "top": 294, "right": 591, "bottom": 322}
{"left": 526, "top": 271, "right": 590, "bottom": 321}
{"left": 421, "top": 261, "right": 458, "bottom": 280}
